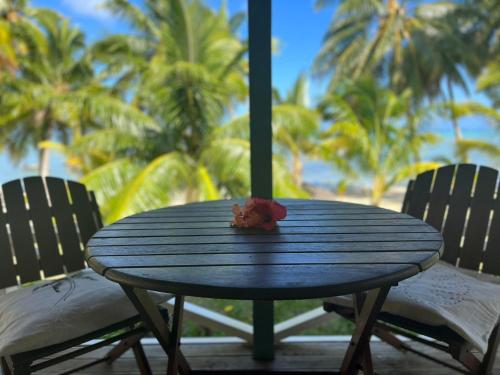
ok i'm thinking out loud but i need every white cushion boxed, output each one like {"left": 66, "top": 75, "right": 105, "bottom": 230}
{"left": 0, "top": 268, "right": 171, "bottom": 356}
{"left": 326, "top": 261, "right": 500, "bottom": 354}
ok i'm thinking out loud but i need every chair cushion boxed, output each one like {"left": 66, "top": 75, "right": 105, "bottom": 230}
{"left": 325, "top": 261, "right": 500, "bottom": 353}
{"left": 0, "top": 268, "right": 172, "bottom": 356}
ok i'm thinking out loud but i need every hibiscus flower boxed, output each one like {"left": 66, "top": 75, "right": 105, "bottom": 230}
{"left": 231, "top": 198, "right": 287, "bottom": 230}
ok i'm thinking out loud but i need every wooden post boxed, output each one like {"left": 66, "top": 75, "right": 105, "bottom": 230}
{"left": 248, "top": 0, "right": 274, "bottom": 360}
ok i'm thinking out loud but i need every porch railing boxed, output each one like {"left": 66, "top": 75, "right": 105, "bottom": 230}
{"left": 164, "top": 301, "right": 338, "bottom": 344}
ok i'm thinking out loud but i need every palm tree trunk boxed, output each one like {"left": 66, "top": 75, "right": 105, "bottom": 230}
{"left": 292, "top": 153, "right": 303, "bottom": 187}
{"left": 38, "top": 147, "right": 50, "bottom": 176}
{"left": 406, "top": 109, "right": 421, "bottom": 162}
{"left": 447, "top": 79, "right": 466, "bottom": 162}
{"left": 185, "top": 186, "right": 197, "bottom": 203}
{"left": 371, "top": 175, "right": 385, "bottom": 206}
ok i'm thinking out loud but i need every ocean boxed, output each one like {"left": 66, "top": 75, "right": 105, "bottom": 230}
{"left": 1, "top": 128, "right": 499, "bottom": 189}
{"left": 304, "top": 128, "right": 500, "bottom": 189}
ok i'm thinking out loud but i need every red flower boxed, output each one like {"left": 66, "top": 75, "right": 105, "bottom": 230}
{"left": 231, "top": 198, "right": 287, "bottom": 230}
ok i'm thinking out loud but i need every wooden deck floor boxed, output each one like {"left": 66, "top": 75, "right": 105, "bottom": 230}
{"left": 23, "top": 338, "right": 499, "bottom": 375}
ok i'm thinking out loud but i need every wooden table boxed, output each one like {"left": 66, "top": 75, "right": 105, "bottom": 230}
{"left": 85, "top": 198, "right": 443, "bottom": 375}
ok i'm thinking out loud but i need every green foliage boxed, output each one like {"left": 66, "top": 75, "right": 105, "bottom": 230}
{"left": 314, "top": 0, "right": 460, "bottom": 100}
{"left": 456, "top": 139, "right": 500, "bottom": 160}
{"left": 0, "top": 0, "right": 499, "bottom": 338}
{"left": 183, "top": 297, "right": 354, "bottom": 337}
{"left": 436, "top": 100, "right": 500, "bottom": 161}
{"left": 0, "top": 20, "right": 16, "bottom": 76}
{"left": 0, "top": 8, "right": 151, "bottom": 176}
{"left": 272, "top": 74, "right": 320, "bottom": 187}
{"left": 58, "top": 0, "right": 308, "bottom": 222}
{"left": 319, "top": 77, "right": 440, "bottom": 204}
{"left": 478, "top": 59, "right": 500, "bottom": 109}
{"left": 0, "top": 0, "right": 498, "bottom": 220}
{"left": 94, "top": 0, "right": 247, "bottom": 158}
{"left": 315, "top": 0, "right": 499, "bottom": 188}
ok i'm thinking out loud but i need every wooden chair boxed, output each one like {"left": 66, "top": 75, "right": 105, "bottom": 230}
{"left": 325, "top": 164, "right": 500, "bottom": 374}
{"left": 0, "top": 176, "right": 157, "bottom": 375}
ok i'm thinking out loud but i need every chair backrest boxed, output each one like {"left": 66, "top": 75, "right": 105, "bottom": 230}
{"left": 402, "top": 164, "right": 500, "bottom": 275}
{"left": 0, "top": 176, "right": 103, "bottom": 289}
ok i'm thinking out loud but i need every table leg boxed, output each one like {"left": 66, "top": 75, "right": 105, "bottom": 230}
{"left": 121, "top": 286, "right": 191, "bottom": 375}
{"left": 168, "top": 296, "right": 185, "bottom": 375}
{"left": 354, "top": 293, "right": 373, "bottom": 375}
{"left": 340, "top": 286, "right": 391, "bottom": 375}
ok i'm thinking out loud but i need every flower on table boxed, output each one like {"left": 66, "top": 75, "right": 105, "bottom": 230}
{"left": 231, "top": 197, "right": 287, "bottom": 230}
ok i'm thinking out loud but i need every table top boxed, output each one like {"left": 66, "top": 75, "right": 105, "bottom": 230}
{"left": 85, "top": 199, "right": 443, "bottom": 300}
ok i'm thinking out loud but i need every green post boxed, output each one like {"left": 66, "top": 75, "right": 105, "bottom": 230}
{"left": 248, "top": 0, "right": 274, "bottom": 360}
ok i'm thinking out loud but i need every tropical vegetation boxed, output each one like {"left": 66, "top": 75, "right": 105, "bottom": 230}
{"left": 0, "top": 0, "right": 498, "bottom": 217}
{"left": 315, "top": 0, "right": 499, "bottom": 163}
{"left": 0, "top": 5, "right": 153, "bottom": 176}
{"left": 50, "top": 0, "right": 307, "bottom": 221}
{"left": 0, "top": 0, "right": 498, "bottom": 338}
{"left": 318, "top": 78, "right": 439, "bottom": 204}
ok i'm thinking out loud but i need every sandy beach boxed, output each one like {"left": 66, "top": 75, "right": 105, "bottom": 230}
{"left": 309, "top": 185, "right": 406, "bottom": 212}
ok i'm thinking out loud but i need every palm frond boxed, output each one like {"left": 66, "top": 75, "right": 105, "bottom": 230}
{"left": 81, "top": 158, "right": 143, "bottom": 222}
{"left": 101, "top": 152, "right": 190, "bottom": 222}
{"left": 456, "top": 139, "right": 500, "bottom": 159}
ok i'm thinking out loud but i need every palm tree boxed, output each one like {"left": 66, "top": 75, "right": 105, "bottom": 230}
{"left": 93, "top": 0, "right": 247, "bottom": 156}
{"left": 318, "top": 77, "right": 439, "bottom": 205}
{"left": 53, "top": 122, "right": 305, "bottom": 223}
{"left": 314, "top": 0, "right": 457, "bottom": 94}
{"left": 220, "top": 74, "right": 319, "bottom": 189}
{"left": 438, "top": 100, "right": 500, "bottom": 162}
{"left": 273, "top": 73, "right": 320, "bottom": 187}
{"left": 313, "top": 0, "right": 481, "bottom": 153}
{"left": 0, "top": 8, "right": 151, "bottom": 175}
{"left": 0, "top": 0, "right": 26, "bottom": 78}
{"left": 54, "top": 0, "right": 307, "bottom": 222}
{"left": 477, "top": 59, "right": 500, "bottom": 109}
{"left": 0, "top": 21, "right": 15, "bottom": 78}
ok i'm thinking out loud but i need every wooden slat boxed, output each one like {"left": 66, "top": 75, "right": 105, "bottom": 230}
{"left": 120, "top": 213, "right": 404, "bottom": 224}
{"left": 176, "top": 199, "right": 362, "bottom": 209}
{"left": 426, "top": 165, "right": 455, "bottom": 231}
{"left": 440, "top": 164, "right": 476, "bottom": 265}
{"left": 483, "top": 188, "right": 500, "bottom": 275}
{"left": 110, "top": 218, "right": 423, "bottom": 230}
{"left": 67, "top": 181, "right": 99, "bottom": 244}
{"left": 169, "top": 201, "right": 357, "bottom": 208}
{"left": 94, "top": 225, "right": 434, "bottom": 238}
{"left": 0, "top": 198, "right": 17, "bottom": 288}
{"left": 154, "top": 205, "right": 379, "bottom": 214}
{"left": 401, "top": 180, "right": 414, "bottom": 214}
{"left": 89, "top": 191, "right": 103, "bottom": 229}
{"left": 90, "top": 251, "right": 436, "bottom": 271}
{"left": 89, "top": 232, "right": 442, "bottom": 247}
{"left": 135, "top": 208, "right": 388, "bottom": 219}
{"left": 459, "top": 166, "right": 498, "bottom": 270}
{"left": 32, "top": 341, "right": 500, "bottom": 374}
{"left": 102, "top": 263, "right": 419, "bottom": 300}
{"left": 87, "top": 241, "right": 443, "bottom": 257}
{"left": 46, "top": 177, "right": 85, "bottom": 273}
{"left": 24, "top": 177, "right": 64, "bottom": 277}
{"left": 407, "top": 169, "right": 434, "bottom": 220}
{"left": 2, "top": 180, "right": 40, "bottom": 283}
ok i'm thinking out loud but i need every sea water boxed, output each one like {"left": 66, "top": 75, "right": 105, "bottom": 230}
{"left": 1, "top": 128, "right": 498, "bottom": 189}
{"left": 304, "top": 127, "right": 499, "bottom": 189}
